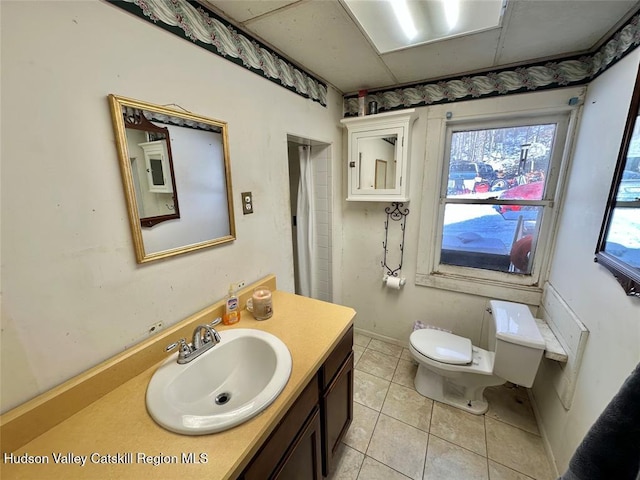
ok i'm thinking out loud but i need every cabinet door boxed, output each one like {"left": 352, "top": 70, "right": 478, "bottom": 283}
{"left": 242, "top": 379, "right": 319, "bottom": 480}
{"left": 139, "top": 140, "right": 173, "bottom": 194}
{"left": 274, "top": 407, "right": 323, "bottom": 480}
{"left": 340, "top": 109, "right": 416, "bottom": 202}
{"left": 349, "top": 127, "right": 405, "bottom": 200}
{"left": 321, "top": 351, "right": 354, "bottom": 476}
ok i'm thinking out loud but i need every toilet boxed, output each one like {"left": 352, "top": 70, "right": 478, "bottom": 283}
{"left": 409, "top": 300, "right": 545, "bottom": 415}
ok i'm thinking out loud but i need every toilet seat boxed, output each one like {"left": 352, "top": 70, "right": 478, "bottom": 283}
{"left": 410, "top": 329, "right": 472, "bottom": 365}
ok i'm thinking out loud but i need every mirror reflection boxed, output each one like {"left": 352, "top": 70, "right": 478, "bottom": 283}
{"left": 355, "top": 135, "right": 398, "bottom": 190}
{"left": 109, "top": 94, "right": 236, "bottom": 263}
{"left": 123, "top": 108, "right": 180, "bottom": 227}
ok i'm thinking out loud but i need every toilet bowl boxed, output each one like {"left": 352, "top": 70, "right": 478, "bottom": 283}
{"left": 409, "top": 300, "right": 545, "bottom": 415}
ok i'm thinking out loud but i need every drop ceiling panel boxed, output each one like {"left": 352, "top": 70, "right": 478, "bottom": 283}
{"left": 203, "top": 0, "right": 299, "bottom": 23}
{"left": 497, "top": 0, "right": 637, "bottom": 64}
{"left": 343, "top": 0, "right": 504, "bottom": 53}
{"left": 381, "top": 28, "right": 503, "bottom": 85}
{"left": 199, "top": 0, "right": 639, "bottom": 94}
{"left": 243, "top": 1, "right": 397, "bottom": 91}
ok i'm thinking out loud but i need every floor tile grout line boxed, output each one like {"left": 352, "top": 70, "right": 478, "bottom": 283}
{"left": 361, "top": 453, "right": 416, "bottom": 480}
{"left": 428, "top": 430, "right": 489, "bottom": 460}
{"left": 486, "top": 413, "right": 543, "bottom": 437}
{"left": 365, "top": 343, "right": 404, "bottom": 359}
{"left": 369, "top": 412, "right": 428, "bottom": 480}
{"left": 352, "top": 385, "right": 435, "bottom": 440}
{"left": 353, "top": 448, "right": 365, "bottom": 480}
{"left": 488, "top": 458, "right": 537, "bottom": 480}
{"left": 485, "top": 417, "right": 550, "bottom": 479}
{"left": 422, "top": 432, "right": 431, "bottom": 480}
{"left": 483, "top": 410, "right": 490, "bottom": 479}
{"left": 362, "top": 408, "right": 381, "bottom": 458}
{"left": 355, "top": 347, "right": 401, "bottom": 378}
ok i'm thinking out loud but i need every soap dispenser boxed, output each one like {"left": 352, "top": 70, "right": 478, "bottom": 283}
{"left": 223, "top": 283, "right": 241, "bottom": 325}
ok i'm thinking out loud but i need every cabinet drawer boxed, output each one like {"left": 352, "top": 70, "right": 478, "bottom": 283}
{"left": 319, "top": 326, "right": 353, "bottom": 390}
{"left": 242, "top": 378, "right": 319, "bottom": 480}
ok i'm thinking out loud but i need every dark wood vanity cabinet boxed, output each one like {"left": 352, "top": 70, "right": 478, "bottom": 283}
{"left": 240, "top": 326, "right": 353, "bottom": 480}
{"left": 319, "top": 328, "right": 354, "bottom": 477}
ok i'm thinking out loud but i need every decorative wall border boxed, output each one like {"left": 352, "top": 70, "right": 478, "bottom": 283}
{"left": 344, "top": 11, "right": 640, "bottom": 116}
{"left": 107, "top": 0, "right": 328, "bottom": 106}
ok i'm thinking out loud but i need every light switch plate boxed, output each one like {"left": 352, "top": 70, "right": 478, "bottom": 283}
{"left": 242, "top": 192, "right": 253, "bottom": 214}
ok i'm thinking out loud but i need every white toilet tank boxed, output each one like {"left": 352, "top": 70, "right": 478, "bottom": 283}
{"left": 489, "top": 300, "right": 545, "bottom": 388}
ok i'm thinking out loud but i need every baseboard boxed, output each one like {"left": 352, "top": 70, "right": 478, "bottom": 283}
{"left": 527, "top": 388, "right": 561, "bottom": 478}
{"left": 354, "top": 327, "right": 409, "bottom": 349}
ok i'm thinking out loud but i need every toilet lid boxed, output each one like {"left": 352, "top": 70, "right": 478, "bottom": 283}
{"left": 410, "top": 329, "right": 472, "bottom": 365}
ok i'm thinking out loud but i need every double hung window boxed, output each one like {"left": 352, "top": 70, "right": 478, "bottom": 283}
{"left": 425, "top": 113, "right": 571, "bottom": 294}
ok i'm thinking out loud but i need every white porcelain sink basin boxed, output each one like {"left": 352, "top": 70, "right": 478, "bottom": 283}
{"left": 146, "top": 328, "right": 292, "bottom": 435}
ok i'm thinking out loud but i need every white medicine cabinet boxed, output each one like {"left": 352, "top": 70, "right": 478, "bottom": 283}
{"left": 340, "top": 109, "right": 417, "bottom": 202}
{"left": 139, "top": 140, "right": 173, "bottom": 194}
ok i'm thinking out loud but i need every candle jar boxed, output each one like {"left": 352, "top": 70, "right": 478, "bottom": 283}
{"left": 246, "top": 286, "right": 273, "bottom": 320}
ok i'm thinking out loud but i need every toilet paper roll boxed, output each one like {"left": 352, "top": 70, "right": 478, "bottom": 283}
{"left": 385, "top": 276, "right": 405, "bottom": 290}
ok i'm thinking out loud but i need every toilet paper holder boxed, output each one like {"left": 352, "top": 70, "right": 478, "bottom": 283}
{"left": 383, "top": 274, "right": 406, "bottom": 289}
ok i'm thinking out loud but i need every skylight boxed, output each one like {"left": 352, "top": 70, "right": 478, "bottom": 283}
{"left": 343, "top": 0, "right": 506, "bottom": 54}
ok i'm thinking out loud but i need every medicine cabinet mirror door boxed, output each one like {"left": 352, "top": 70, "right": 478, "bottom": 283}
{"left": 595, "top": 64, "right": 640, "bottom": 297}
{"left": 140, "top": 140, "right": 173, "bottom": 194}
{"left": 349, "top": 128, "right": 404, "bottom": 200}
{"left": 108, "top": 94, "right": 236, "bottom": 264}
{"left": 341, "top": 109, "right": 416, "bottom": 202}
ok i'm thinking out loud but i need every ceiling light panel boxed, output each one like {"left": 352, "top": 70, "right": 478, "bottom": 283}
{"left": 343, "top": 0, "right": 506, "bottom": 53}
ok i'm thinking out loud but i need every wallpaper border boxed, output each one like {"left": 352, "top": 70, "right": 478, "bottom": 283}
{"left": 107, "top": 0, "right": 328, "bottom": 106}
{"left": 344, "top": 11, "right": 640, "bottom": 116}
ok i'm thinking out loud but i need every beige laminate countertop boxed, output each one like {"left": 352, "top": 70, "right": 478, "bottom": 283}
{"left": 1, "top": 290, "right": 355, "bottom": 480}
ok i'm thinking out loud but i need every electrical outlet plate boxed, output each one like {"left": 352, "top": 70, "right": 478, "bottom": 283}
{"left": 241, "top": 192, "right": 253, "bottom": 215}
{"left": 148, "top": 321, "right": 164, "bottom": 335}
{"left": 235, "top": 281, "right": 245, "bottom": 290}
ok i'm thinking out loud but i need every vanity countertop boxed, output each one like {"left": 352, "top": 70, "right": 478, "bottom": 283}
{"left": 1, "top": 289, "right": 355, "bottom": 480}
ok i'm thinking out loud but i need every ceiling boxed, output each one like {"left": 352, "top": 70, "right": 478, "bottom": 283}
{"left": 199, "top": 0, "right": 640, "bottom": 94}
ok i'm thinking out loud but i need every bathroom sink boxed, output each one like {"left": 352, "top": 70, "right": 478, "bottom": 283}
{"left": 146, "top": 328, "right": 292, "bottom": 435}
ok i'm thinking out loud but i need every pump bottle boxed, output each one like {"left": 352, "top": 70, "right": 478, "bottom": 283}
{"left": 223, "top": 284, "right": 241, "bottom": 325}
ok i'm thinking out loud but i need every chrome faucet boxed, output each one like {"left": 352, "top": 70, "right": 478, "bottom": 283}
{"left": 165, "top": 318, "right": 222, "bottom": 364}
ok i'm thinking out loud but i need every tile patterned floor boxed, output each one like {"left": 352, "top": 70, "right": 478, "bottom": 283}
{"left": 329, "top": 333, "right": 555, "bottom": 480}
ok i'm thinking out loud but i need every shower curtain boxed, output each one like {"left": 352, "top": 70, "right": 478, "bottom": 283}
{"left": 296, "top": 145, "right": 316, "bottom": 298}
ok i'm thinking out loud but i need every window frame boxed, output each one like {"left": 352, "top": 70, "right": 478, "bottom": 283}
{"left": 595, "top": 64, "right": 640, "bottom": 297}
{"left": 416, "top": 104, "right": 579, "bottom": 304}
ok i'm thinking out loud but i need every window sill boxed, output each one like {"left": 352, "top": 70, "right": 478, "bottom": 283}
{"left": 415, "top": 271, "right": 543, "bottom": 305}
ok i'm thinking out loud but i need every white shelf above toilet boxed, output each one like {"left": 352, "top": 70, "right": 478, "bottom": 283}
{"left": 535, "top": 319, "right": 568, "bottom": 363}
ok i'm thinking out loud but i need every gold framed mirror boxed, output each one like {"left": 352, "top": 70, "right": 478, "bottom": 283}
{"left": 108, "top": 94, "right": 236, "bottom": 263}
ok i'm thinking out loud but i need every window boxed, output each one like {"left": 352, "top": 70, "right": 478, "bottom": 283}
{"left": 419, "top": 112, "right": 572, "bottom": 300}
{"left": 596, "top": 65, "right": 640, "bottom": 297}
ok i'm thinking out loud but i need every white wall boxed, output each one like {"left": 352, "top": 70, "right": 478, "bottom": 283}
{"left": 532, "top": 49, "right": 640, "bottom": 472}
{"left": 0, "top": 1, "right": 344, "bottom": 412}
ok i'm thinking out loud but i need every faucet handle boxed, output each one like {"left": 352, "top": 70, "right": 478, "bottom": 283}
{"left": 209, "top": 317, "right": 222, "bottom": 327}
{"left": 166, "top": 338, "right": 191, "bottom": 357}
